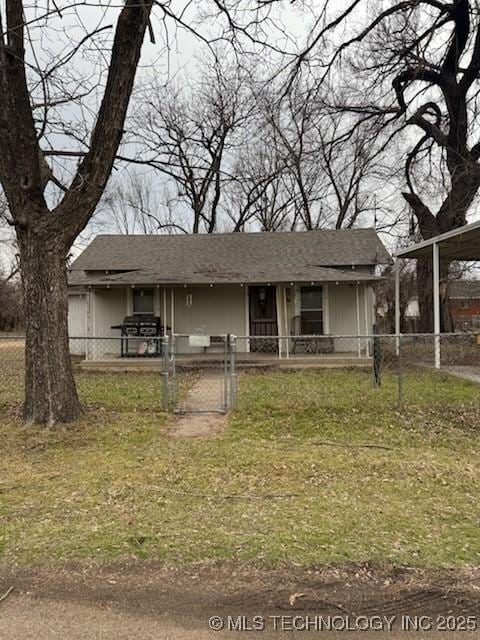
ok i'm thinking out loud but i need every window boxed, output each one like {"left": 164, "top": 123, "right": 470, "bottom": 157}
{"left": 300, "top": 286, "right": 323, "bottom": 335}
{"left": 132, "top": 288, "right": 154, "bottom": 315}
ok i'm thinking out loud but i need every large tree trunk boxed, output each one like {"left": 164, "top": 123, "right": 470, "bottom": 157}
{"left": 0, "top": 0, "right": 152, "bottom": 424}
{"left": 18, "top": 232, "right": 81, "bottom": 424}
{"left": 416, "top": 256, "right": 453, "bottom": 333}
{"left": 404, "top": 193, "right": 459, "bottom": 334}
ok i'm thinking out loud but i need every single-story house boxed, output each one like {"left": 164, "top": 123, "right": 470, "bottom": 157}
{"left": 67, "top": 229, "right": 390, "bottom": 359}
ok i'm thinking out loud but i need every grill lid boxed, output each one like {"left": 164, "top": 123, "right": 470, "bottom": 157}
{"left": 122, "top": 315, "right": 161, "bottom": 326}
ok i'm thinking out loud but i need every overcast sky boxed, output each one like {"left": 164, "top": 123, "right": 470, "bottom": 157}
{"left": 1, "top": 1, "right": 479, "bottom": 273}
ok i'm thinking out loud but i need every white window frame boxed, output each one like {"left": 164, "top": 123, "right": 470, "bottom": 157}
{"left": 300, "top": 285, "right": 324, "bottom": 335}
{"left": 132, "top": 287, "right": 154, "bottom": 315}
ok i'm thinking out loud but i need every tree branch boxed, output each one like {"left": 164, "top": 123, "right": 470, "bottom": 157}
{"left": 56, "top": 0, "right": 153, "bottom": 246}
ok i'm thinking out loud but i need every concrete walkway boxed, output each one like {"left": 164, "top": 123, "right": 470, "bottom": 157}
{"left": 179, "top": 371, "right": 226, "bottom": 413}
{"left": 443, "top": 366, "right": 480, "bottom": 384}
{"left": 169, "top": 372, "right": 227, "bottom": 438}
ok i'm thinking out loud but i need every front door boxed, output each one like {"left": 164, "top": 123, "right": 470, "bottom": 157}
{"left": 249, "top": 286, "right": 278, "bottom": 352}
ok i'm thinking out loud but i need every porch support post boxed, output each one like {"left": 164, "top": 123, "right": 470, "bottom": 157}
{"left": 163, "top": 287, "right": 167, "bottom": 336}
{"left": 86, "top": 289, "right": 93, "bottom": 361}
{"left": 323, "top": 284, "right": 330, "bottom": 334}
{"left": 364, "top": 283, "right": 369, "bottom": 357}
{"left": 433, "top": 241, "right": 441, "bottom": 369}
{"left": 355, "top": 282, "right": 361, "bottom": 358}
{"left": 126, "top": 286, "right": 133, "bottom": 315}
{"left": 244, "top": 285, "right": 250, "bottom": 352}
{"left": 283, "top": 285, "right": 290, "bottom": 359}
{"left": 394, "top": 258, "right": 401, "bottom": 355}
{"left": 154, "top": 286, "right": 161, "bottom": 317}
{"left": 275, "top": 285, "right": 283, "bottom": 359}
{"left": 170, "top": 288, "right": 175, "bottom": 336}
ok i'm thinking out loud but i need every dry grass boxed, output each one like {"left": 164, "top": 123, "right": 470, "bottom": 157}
{"left": 1, "top": 363, "right": 480, "bottom": 567}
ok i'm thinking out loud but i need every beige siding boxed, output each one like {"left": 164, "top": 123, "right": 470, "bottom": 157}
{"left": 328, "top": 283, "right": 374, "bottom": 352}
{"left": 168, "top": 285, "right": 246, "bottom": 335}
{"left": 94, "top": 288, "right": 127, "bottom": 336}
{"left": 71, "top": 282, "right": 375, "bottom": 359}
{"left": 68, "top": 294, "right": 87, "bottom": 355}
{"left": 92, "top": 288, "right": 127, "bottom": 358}
{"left": 163, "top": 285, "right": 247, "bottom": 354}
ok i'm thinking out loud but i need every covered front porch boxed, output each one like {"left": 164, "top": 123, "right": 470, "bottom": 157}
{"left": 77, "top": 350, "right": 372, "bottom": 372}
{"left": 68, "top": 279, "right": 376, "bottom": 363}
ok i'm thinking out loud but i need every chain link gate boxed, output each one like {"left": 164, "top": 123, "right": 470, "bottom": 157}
{"left": 162, "top": 334, "right": 237, "bottom": 414}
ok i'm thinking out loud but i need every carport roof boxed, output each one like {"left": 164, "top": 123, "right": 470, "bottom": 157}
{"left": 395, "top": 220, "right": 480, "bottom": 261}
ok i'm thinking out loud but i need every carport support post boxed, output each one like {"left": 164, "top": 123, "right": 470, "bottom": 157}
{"left": 394, "top": 259, "right": 400, "bottom": 356}
{"left": 229, "top": 335, "right": 237, "bottom": 410}
{"left": 433, "top": 241, "right": 441, "bottom": 369}
{"left": 224, "top": 335, "right": 229, "bottom": 411}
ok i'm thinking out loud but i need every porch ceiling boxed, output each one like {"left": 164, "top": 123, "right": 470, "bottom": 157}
{"left": 395, "top": 220, "right": 480, "bottom": 261}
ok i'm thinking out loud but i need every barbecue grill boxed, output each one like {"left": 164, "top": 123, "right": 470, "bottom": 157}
{"left": 111, "top": 315, "right": 163, "bottom": 357}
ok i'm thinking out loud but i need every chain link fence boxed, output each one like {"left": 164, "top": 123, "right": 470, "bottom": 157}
{"left": 234, "top": 334, "right": 371, "bottom": 360}
{"left": 0, "top": 333, "right": 479, "bottom": 412}
{"left": 234, "top": 333, "right": 480, "bottom": 407}
{"left": 164, "top": 334, "right": 237, "bottom": 414}
{"left": 0, "top": 335, "right": 166, "bottom": 412}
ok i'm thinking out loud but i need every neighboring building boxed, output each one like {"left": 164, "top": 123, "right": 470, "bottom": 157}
{"left": 67, "top": 229, "right": 390, "bottom": 358}
{"left": 397, "top": 281, "right": 480, "bottom": 332}
{"left": 449, "top": 280, "right": 480, "bottom": 331}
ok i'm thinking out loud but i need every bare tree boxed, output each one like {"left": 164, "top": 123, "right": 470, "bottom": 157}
{"left": 288, "top": 2, "right": 480, "bottom": 328}
{"left": 221, "top": 135, "right": 292, "bottom": 231}
{"left": 133, "top": 57, "right": 253, "bottom": 233}
{"left": 0, "top": 1, "right": 154, "bottom": 423}
{"left": 0, "top": 278, "right": 22, "bottom": 330}
{"left": 0, "top": 195, "right": 22, "bottom": 329}
{"left": 211, "top": 0, "right": 480, "bottom": 329}
{"left": 0, "top": 194, "right": 18, "bottom": 282}
{"left": 251, "top": 75, "right": 390, "bottom": 232}
{"left": 97, "top": 172, "right": 173, "bottom": 235}
{"left": 314, "top": 112, "right": 387, "bottom": 230}
{"left": 376, "top": 262, "right": 417, "bottom": 335}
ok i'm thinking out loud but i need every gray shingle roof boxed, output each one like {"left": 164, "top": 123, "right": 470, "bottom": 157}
{"left": 69, "top": 229, "right": 390, "bottom": 286}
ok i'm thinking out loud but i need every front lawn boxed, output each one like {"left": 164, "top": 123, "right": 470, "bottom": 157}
{"left": 1, "top": 368, "right": 479, "bottom": 566}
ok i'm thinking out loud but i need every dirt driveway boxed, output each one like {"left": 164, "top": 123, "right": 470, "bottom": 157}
{"left": 1, "top": 562, "right": 480, "bottom": 639}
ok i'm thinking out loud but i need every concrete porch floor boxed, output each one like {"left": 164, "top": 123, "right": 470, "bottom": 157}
{"left": 77, "top": 351, "right": 372, "bottom": 372}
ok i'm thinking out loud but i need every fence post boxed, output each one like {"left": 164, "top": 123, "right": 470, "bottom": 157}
{"left": 397, "top": 334, "right": 403, "bottom": 407}
{"left": 161, "top": 335, "right": 170, "bottom": 412}
{"left": 371, "top": 335, "right": 378, "bottom": 388}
